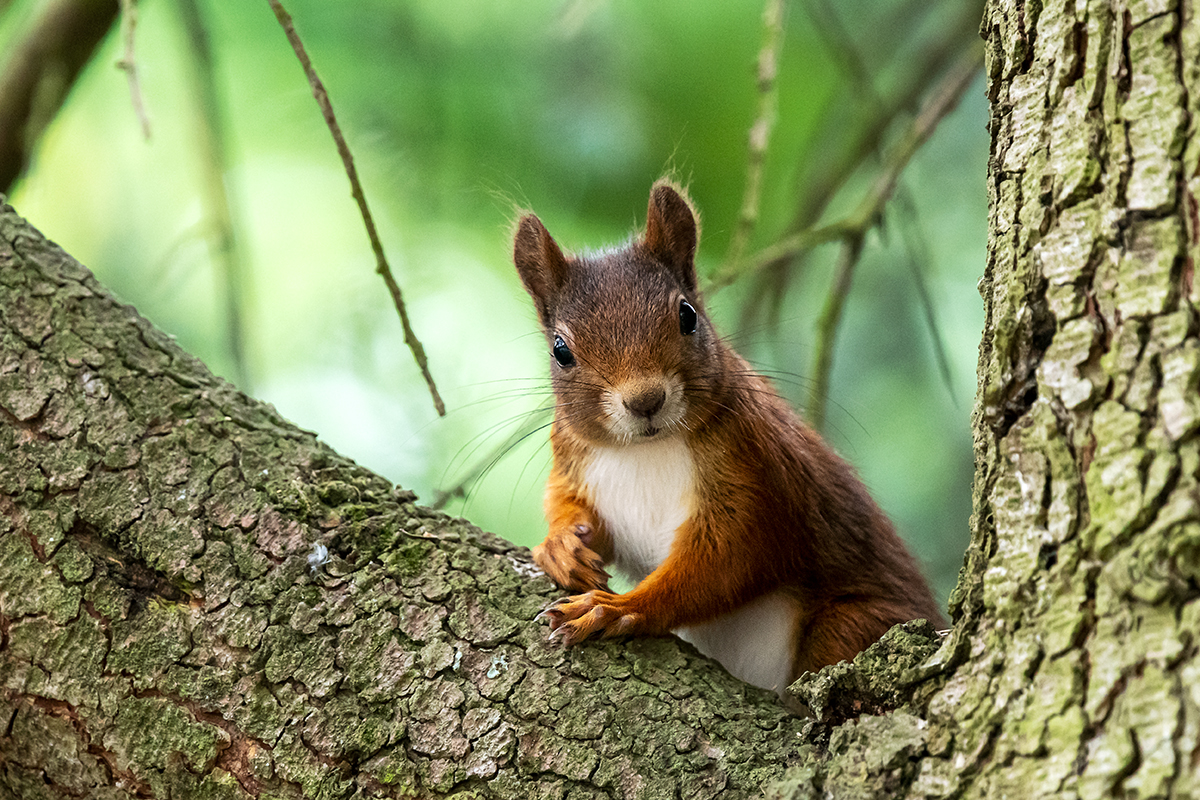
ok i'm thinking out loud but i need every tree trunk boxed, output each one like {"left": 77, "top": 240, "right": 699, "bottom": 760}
{"left": 0, "top": 202, "right": 811, "bottom": 798}
{"left": 769, "top": 0, "right": 1200, "bottom": 796}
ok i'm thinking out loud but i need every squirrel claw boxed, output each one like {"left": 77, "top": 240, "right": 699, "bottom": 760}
{"left": 536, "top": 591, "right": 645, "bottom": 644}
{"left": 536, "top": 599, "right": 571, "bottom": 628}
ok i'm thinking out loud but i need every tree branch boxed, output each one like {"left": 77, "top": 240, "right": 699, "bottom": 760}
{"left": 114, "top": 0, "right": 150, "bottom": 140}
{"left": 715, "top": 42, "right": 983, "bottom": 296}
{"left": 731, "top": 0, "right": 982, "bottom": 334}
{"left": 804, "top": 46, "right": 982, "bottom": 427}
{"left": 807, "top": 235, "right": 864, "bottom": 430}
{"left": 0, "top": 197, "right": 811, "bottom": 798}
{"left": 0, "top": 0, "right": 120, "bottom": 193}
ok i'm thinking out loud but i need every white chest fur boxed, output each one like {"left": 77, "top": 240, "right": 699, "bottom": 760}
{"left": 581, "top": 435, "right": 798, "bottom": 693}
{"left": 582, "top": 436, "right": 695, "bottom": 583}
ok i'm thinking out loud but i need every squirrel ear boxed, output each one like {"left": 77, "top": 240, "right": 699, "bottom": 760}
{"left": 643, "top": 181, "right": 698, "bottom": 292}
{"left": 514, "top": 214, "right": 569, "bottom": 326}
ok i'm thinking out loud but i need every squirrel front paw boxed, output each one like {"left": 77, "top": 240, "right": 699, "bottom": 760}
{"left": 532, "top": 524, "right": 611, "bottom": 592}
{"left": 539, "top": 591, "right": 645, "bottom": 645}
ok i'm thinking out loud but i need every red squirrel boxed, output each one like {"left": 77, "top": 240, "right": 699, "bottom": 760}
{"left": 513, "top": 180, "right": 945, "bottom": 693}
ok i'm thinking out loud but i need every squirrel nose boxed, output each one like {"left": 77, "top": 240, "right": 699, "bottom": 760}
{"left": 624, "top": 386, "right": 666, "bottom": 419}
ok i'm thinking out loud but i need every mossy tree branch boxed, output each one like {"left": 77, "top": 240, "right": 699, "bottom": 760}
{"left": 0, "top": 199, "right": 811, "bottom": 798}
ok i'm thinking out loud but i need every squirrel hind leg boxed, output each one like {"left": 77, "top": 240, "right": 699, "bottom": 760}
{"left": 791, "top": 598, "right": 907, "bottom": 678}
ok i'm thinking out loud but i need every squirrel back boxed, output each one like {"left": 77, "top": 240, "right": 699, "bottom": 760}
{"left": 514, "top": 181, "right": 945, "bottom": 693}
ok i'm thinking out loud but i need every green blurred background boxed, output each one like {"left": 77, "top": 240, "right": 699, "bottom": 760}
{"left": 2, "top": 0, "right": 987, "bottom": 606}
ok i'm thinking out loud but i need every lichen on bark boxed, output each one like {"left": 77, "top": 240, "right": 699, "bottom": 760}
{"left": 941, "top": 0, "right": 1199, "bottom": 795}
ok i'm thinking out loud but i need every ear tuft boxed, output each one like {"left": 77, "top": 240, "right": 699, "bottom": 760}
{"left": 643, "top": 181, "right": 699, "bottom": 292}
{"left": 513, "top": 214, "right": 570, "bottom": 327}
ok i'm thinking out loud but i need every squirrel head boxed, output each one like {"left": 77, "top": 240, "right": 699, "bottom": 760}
{"left": 513, "top": 181, "right": 727, "bottom": 445}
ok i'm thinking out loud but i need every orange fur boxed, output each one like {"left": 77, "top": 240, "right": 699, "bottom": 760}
{"left": 514, "top": 181, "right": 945, "bottom": 691}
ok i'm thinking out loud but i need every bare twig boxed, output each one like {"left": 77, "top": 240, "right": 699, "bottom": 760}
{"left": 722, "top": 0, "right": 785, "bottom": 281}
{"left": 730, "top": 0, "right": 983, "bottom": 332}
{"left": 842, "top": 48, "right": 982, "bottom": 233}
{"left": 115, "top": 0, "right": 151, "bottom": 140}
{"left": 896, "top": 185, "right": 958, "bottom": 405}
{"left": 267, "top": 0, "right": 445, "bottom": 417}
{"left": 177, "top": 0, "right": 251, "bottom": 391}
{"left": 709, "top": 220, "right": 845, "bottom": 293}
{"left": 780, "top": 0, "right": 982, "bottom": 242}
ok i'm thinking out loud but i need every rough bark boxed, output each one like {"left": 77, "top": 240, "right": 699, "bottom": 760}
{"left": 0, "top": 201, "right": 814, "bottom": 798}
{"left": 768, "top": 0, "right": 1200, "bottom": 796}
{"left": 962, "top": 0, "right": 1199, "bottom": 793}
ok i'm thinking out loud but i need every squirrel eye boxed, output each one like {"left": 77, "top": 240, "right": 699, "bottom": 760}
{"left": 679, "top": 299, "right": 698, "bottom": 336}
{"left": 552, "top": 335, "right": 576, "bottom": 368}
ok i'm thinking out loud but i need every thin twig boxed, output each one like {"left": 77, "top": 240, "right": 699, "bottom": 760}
{"left": 803, "top": 45, "right": 982, "bottom": 430}
{"left": 267, "top": 0, "right": 445, "bottom": 417}
{"left": 780, "top": 0, "right": 981, "bottom": 243}
{"left": 115, "top": 0, "right": 150, "bottom": 140}
{"left": 721, "top": 0, "right": 785, "bottom": 282}
{"left": 730, "top": 0, "right": 982, "bottom": 329}
{"left": 177, "top": 0, "right": 251, "bottom": 391}
{"left": 712, "top": 43, "right": 983, "bottom": 295}
{"left": 896, "top": 185, "right": 958, "bottom": 406}
{"left": 709, "top": 219, "right": 846, "bottom": 293}
{"left": 843, "top": 47, "right": 983, "bottom": 232}
{"left": 808, "top": 236, "right": 863, "bottom": 431}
